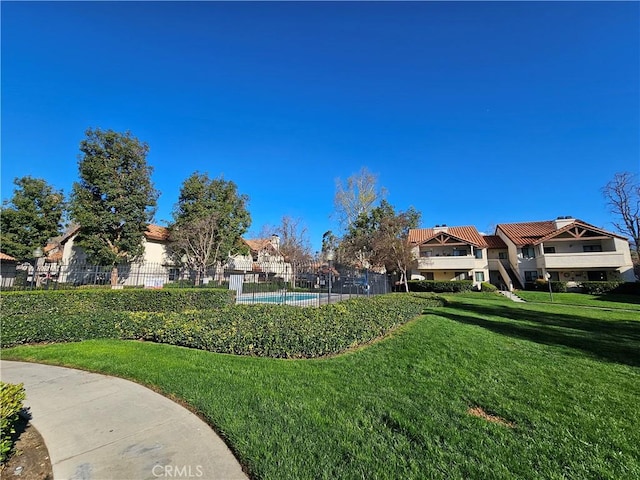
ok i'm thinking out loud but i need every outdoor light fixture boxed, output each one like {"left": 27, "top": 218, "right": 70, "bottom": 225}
{"left": 326, "top": 249, "right": 335, "bottom": 304}
{"left": 31, "top": 247, "right": 43, "bottom": 290}
{"left": 545, "top": 272, "right": 553, "bottom": 302}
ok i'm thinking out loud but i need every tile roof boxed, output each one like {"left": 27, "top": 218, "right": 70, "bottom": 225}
{"left": 46, "top": 251, "right": 63, "bottom": 263}
{"left": 496, "top": 219, "right": 625, "bottom": 246}
{"left": 496, "top": 221, "right": 556, "bottom": 246}
{"left": 482, "top": 235, "right": 507, "bottom": 249}
{"left": 408, "top": 226, "right": 487, "bottom": 247}
{"left": 145, "top": 225, "right": 170, "bottom": 242}
{"left": 0, "top": 252, "right": 17, "bottom": 262}
{"left": 243, "top": 238, "right": 277, "bottom": 253}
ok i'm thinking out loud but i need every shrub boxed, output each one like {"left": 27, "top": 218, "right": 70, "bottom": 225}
{"left": 526, "top": 279, "right": 567, "bottom": 293}
{"left": 0, "top": 382, "right": 26, "bottom": 464}
{"left": 612, "top": 282, "right": 640, "bottom": 295}
{"left": 407, "top": 280, "right": 473, "bottom": 293}
{"left": 2, "top": 293, "right": 445, "bottom": 357}
{"left": 578, "top": 281, "right": 640, "bottom": 295}
{"left": 116, "top": 293, "right": 445, "bottom": 358}
{"left": 480, "top": 282, "right": 498, "bottom": 292}
{"left": 0, "top": 288, "right": 236, "bottom": 318}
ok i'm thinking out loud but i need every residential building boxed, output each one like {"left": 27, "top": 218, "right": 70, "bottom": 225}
{"left": 0, "top": 252, "right": 18, "bottom": 288}
{"left": 41, "top": 227, "right": 292, "bottom": 287}
{"left": 409, "top": 217, "right": 635, "bottom": 289}
{"left": 227, "top": 235, "right": 292, "bottom": 282}
{"left": 408, "top": 225, "right": 490, "bottom": 286}
{"left": 495, "top": 217, "right": 635, "bottom": 286}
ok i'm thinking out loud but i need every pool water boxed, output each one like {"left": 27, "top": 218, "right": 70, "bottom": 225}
{"left": 237, "top": 292, "right": 318, "bottom": 304}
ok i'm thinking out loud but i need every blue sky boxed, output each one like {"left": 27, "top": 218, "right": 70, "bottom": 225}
{"left": 2, "top": 1, "right": 638, "bottom": 252}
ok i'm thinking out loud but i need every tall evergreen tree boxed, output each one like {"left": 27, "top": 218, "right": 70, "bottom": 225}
{"left": 69, "top": 128, "right": 158, "bottom": 285}
{"left": 170, "top": 172, "right": 251, "bottom": 284}
{"left": 1, "top": 176, "right": 65, "bottom": 260}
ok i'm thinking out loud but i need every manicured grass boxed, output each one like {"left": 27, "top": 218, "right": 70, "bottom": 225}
{"left": 4, "top": 295, "right": 640, "bottom": 479}
{"left": 515, "top": 290, "right": 640, "bottom": 310}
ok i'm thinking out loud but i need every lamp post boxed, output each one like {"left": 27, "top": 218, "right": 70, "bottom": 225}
{"left": 326, "top": 249, "right": 335, "bottom": 304}
{"left": 545, "top": 272, "right": 553, "bottom": 302}
{"left": 31, "top": 247, "right": 43, "bottom": 290}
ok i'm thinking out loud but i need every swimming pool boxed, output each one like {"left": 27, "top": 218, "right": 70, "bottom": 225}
{"left": 236, "top": 292, "right": 319, "bottom": 305}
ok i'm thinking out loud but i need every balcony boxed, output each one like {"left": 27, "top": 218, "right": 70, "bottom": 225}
{"left": 417, "top": 255, "right": 477, "bottom": 270}
{"left": 539, "top": 252, "right": 627, "bottom": 269}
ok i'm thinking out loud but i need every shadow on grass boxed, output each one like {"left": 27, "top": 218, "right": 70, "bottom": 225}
{"left": 435, "top": 302, "right": 640, "bottom": 367}
{"left": 596, "top": 293, "right": 640, "bottom": 306}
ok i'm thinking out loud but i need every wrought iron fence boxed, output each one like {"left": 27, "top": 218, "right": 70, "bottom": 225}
{"left": 2, "top": 260, "right": 391, "bottom": 307}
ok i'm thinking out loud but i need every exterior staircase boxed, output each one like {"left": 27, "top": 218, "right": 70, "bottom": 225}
{"left": 499, "top": 290, "right": 526, "bottom": 302}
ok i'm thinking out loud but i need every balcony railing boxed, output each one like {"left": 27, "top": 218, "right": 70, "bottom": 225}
{"left": 539, "top": 252, "right": 626, "bottom": 269}
{"left": 417, "top": 255, "right": 478, "bottom": 270}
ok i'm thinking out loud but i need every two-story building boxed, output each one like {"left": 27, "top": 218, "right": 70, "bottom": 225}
{"left": 409, "top": 217, "right": 635, "bottom": 290}
{"left": 495, "top": 217, "right": 635, "bottom": 287}
{"left": 408, "top": 225, "right": 490, "bottom": 286}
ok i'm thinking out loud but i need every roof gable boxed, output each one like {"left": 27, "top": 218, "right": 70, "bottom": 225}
{"left": 497, "top": 219, "right": 626, "bottom": 246}
{"left": 408, "top": 226, "right": 487, "bottom": 247}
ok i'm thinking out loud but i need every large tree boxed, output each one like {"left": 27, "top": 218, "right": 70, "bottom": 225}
{"left": 370, "top": 205, "right": 421, "bottom": 292}
{"left": 341, "top": 200, "right": 420, "bottom": 291}
{"left": 170, "top": 172, "right": 251, "bottom": 284}
{"left": 602, "top": 171, "right": 640, "bottom": 277}
{"left": 69, "top": 128, "right": 158, "bottom": 285}
{"left": 1, "top": 176, "right": 65, "bottom": 260}
{"left": 333, "top": 167, "right": 387, "bottom": 231}
{"left": 260, "top": 216, "right": 312, "bottom": 265}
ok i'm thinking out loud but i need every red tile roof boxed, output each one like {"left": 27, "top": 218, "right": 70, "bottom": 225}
{"left": 46, "top": 251, "right": 63, "bottom": 263}
{"left": 496, "top": 219, "right": 625, "bottom": 246}
{"left": 496, "top": 221, "right": 556, "bottom": 246}
{"left": 482, "top": 235, "right": 507, "bottom": 249}
{"left": 0, "top": 252, "right": 17, "bottom": 262}
{"left": 243, "top": 238, "right": 278, "bottom": 253}
{"left": 145, "top": 225, "right": 170, "bottom": 242}
{"left": 408, "top": 226, "right": 487, "bottom": 247}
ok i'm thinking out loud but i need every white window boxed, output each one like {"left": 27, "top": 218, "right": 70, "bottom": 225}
{"left": 474, "top": 271, "right": 485, "bottom": 282}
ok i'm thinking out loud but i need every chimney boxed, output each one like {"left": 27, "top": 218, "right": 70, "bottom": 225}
{"left": 270, "top": 234, "right": 280, "bottom": 251}
{"left": 434, "top": 224, "right": 448, "bottom": 233}
{"left": 554, "top": 216, "right": 575, "bottom": 230}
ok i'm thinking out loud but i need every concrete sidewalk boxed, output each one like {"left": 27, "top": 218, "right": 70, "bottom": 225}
{"left": 1, "top": 361, "right": 247, "bottom": 480}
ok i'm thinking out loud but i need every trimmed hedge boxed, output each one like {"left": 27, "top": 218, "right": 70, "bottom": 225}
{"left": 0, "top": 382, "right": 26, "bottom": 464}
{"left": 2, "top": 293, "right": 444, "bottom": 358}
{"left": 480, "top": 282, "right": 498, "bottom": 293}
{"left": 525, "top": 280, "right": 568, "bottom": 293}
{"left": 0, "top": 288, "right": 235, "bottom": 317}
{"left": 407, "top": 280, "right": 473, "bottom": 293}
{"left": 580, "top": 281, "right": 640, "bottom": 296}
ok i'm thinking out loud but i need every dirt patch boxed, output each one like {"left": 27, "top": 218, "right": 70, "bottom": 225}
{"left": 467, "top": 406, "right": 515, "bottom": 428}
{"left": 1, "top": 416, "right": 52, "bottom": 480}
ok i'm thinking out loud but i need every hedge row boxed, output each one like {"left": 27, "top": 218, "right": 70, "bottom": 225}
{"left": 407, "top": 280, "right": 474, "bottom": 293}
{"left": 2, "top": 293, "right": 444, "bottom": 358}
{"left": 524, "top": 280, "right": 568, "bottom": 293}
{"left": 0, "top": 288, "right": 235, "bottom": 317}
{"left": 0, "top": 382, "right": 26, "bottom": 464}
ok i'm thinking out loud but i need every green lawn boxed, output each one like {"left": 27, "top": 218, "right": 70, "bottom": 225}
{"left": 514, "top": 290, "right": 640, "bottom": 310}
{"left": 4, "top": 294, "right": 640, "bottom": 479}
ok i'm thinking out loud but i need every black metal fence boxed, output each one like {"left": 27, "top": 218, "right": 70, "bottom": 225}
{"left": 2, "top": 261, "right": 391, "bottom": 307}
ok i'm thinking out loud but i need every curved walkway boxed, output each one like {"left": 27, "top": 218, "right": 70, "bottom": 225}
{"left": 1, "top": 361, "right": 247, "bottom": 480}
